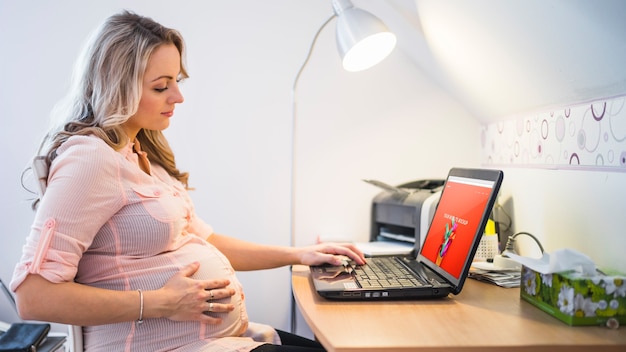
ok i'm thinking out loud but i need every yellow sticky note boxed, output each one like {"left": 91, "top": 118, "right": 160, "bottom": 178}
{"left": 485, "top": 219, "right": 496, "bottom": 235}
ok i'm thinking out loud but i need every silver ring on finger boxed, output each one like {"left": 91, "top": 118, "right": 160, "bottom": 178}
{"left": 208, "top": 302, "right": 214, "bottom": 312}
{"left": 209, "top": 290, "right": 214, "bottom": 300}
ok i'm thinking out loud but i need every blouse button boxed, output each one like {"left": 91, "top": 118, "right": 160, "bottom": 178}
{"left": 44, "top": 219, "right": 55, "bottom": 228}
{"left": 153, "top": 191, "right": 161, "bottom": 196}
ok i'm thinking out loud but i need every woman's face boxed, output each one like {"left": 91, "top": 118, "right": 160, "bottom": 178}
{"left": 123, "top": 43, "right": 184, "bottom": 140}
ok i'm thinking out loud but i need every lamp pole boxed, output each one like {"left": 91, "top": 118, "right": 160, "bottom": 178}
{"left": 289, "top": 13, "right": 335, "bottom": 335}
{"left": 289, "top": 14, "right": 336, "bottom": 249}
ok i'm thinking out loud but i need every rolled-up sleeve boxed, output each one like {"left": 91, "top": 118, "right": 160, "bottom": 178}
{"left": 189, "top": 212, "right": 214, "bottom": 241}
{"left": 11, "top": 136, "right": 126, "bottom": 291}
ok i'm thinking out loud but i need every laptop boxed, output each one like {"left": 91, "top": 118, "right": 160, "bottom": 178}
{"left": 310, "top": 167, "right": 503, "bottom": 300}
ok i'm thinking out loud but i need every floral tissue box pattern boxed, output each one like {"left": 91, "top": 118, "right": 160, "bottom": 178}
{"left": 520, "top": 265, "right": 626, "bottom": 326}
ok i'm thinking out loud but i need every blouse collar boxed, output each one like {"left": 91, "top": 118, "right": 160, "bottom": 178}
{"left": 121, "top": 138, "right": 152, "bottom": 175}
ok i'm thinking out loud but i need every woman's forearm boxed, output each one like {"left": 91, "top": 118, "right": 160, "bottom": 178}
{"left": 15, "top": 274, "right": 157, "bottom": 326}
{"left": 206, "top": 233, "right": 366, "bottom": 271}
{"left": 207, "top": 233, "right": 300, "bottom": 271}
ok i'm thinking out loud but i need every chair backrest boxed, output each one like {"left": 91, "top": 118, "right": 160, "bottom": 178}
{"left": 68, "top": 325, "right": 83, "bottom": 352}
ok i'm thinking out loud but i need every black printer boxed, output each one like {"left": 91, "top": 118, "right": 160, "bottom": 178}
{"left": 366, "top": 179, "right": 445, "bottom": 250}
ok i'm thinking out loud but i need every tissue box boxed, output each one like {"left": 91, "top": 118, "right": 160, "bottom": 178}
{"left": 520, "top": 265, "right": 626, "bottom": 326}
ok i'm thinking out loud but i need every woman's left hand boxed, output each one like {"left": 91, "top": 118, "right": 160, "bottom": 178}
{"left": 298, "top": 243, "right": 366, "bottom": 266}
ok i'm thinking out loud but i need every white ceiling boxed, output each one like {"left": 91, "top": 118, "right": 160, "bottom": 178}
{"left": 362, "top": 0, "right": 626, "bottom": 122}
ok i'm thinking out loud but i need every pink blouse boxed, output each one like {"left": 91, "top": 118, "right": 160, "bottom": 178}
{"left": 11, "top": 135, "right": 279, "bottom": 351}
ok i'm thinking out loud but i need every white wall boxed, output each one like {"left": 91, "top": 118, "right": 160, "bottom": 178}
{"left": 0, "top": 0, "right": 479, "bottom": 337}
{"left": 495, "top": 167, "right": 626, "bottom": 272}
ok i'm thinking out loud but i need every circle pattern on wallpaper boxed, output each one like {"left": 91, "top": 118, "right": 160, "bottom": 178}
{"left": 482, "top": 95, "right": 626, "bottom": 171}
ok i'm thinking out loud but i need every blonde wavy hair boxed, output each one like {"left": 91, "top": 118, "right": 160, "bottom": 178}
{"left": 34, "top": 10, "right": 189, "bottom": 197}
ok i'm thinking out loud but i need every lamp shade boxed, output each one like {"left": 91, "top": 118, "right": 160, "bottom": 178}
{"left": 335, "top": 5, "right": 397, "bottom": 72}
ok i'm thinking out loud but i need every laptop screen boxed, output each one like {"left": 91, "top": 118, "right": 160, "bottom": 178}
{"left": 417, "top": 169, "right": 502, "bottom": 290}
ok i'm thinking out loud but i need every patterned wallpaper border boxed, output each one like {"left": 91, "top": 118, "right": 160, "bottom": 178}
{"left": 481, "top": 95, "right": 626, "bottom": 172}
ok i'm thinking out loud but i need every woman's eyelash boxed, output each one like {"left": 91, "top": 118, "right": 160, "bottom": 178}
{"left": 154, "top": 78, "right": 183, "bottom": 92}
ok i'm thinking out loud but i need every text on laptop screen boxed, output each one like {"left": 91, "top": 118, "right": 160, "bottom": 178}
{"left": 420, "top": 176, "right": 494, "bottom": 279}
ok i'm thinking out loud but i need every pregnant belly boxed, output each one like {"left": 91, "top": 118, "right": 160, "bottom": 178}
{"left": 81, "top": 239, "right": 250, "bottom": 338}
{"left": 81, "top": 240, "right": 253, "bottom": 350}
{"left": 182, "top": 242, "right": 250, "bottom": 337}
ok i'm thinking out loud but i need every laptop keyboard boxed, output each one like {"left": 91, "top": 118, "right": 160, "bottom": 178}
{"left": 349, "top": 257, "right": 426, "bottom": 289}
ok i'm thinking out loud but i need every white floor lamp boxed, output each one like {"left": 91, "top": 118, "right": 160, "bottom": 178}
{"left": 289, "top": 0, "right": 396, "bottom": 333}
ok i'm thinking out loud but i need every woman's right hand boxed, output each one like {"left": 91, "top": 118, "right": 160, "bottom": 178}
{"left": 152, "top": 261, "right": 236, "bottom": 324}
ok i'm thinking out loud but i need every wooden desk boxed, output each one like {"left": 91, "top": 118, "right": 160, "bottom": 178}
{"left": 291, "top": 265, "right": 626, "bottom": 352}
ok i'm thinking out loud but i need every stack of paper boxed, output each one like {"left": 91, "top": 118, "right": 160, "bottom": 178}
{"left": 355, "top": 241, "right": 414, "bottom": 256}
{"left": 468, "top": 262, "right": 521, "bottom": 288}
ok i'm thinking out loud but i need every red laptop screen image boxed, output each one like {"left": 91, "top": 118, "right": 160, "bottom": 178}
{"left": 420, "top": 176, "right": 494, "bottom": 279}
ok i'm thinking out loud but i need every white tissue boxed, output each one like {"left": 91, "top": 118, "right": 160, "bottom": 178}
{"left": 506, "top": 248, "right": 597, "bottom": 275}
